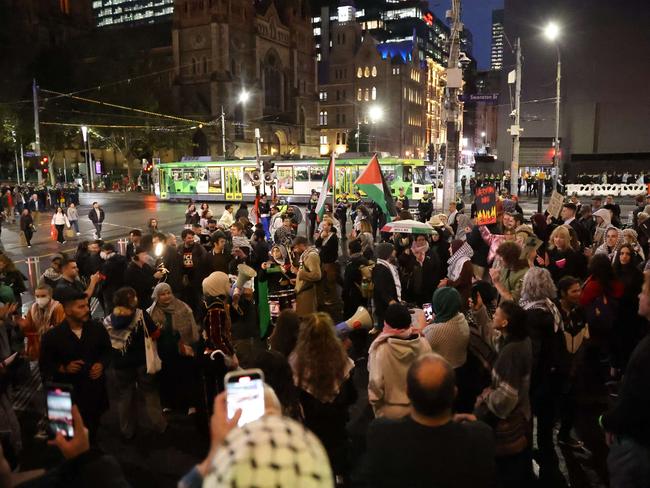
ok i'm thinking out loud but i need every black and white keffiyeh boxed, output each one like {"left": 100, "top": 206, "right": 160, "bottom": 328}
{"left": 447, "top": 242, "right": 474, "bottom": 281}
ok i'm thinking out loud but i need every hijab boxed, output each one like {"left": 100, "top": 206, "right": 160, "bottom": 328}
{"left": 432, "top": 287, "right": 461, "bottom": 323}
{"left": 148, "top": 283, "right": 199, "bottom": 344}
{"left": 411, "top": 239, "right": 430, "bottom": 265}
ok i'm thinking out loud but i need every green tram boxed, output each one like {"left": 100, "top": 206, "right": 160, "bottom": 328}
{"left": 154, "top": 157, "right": 435, "bottom": 203}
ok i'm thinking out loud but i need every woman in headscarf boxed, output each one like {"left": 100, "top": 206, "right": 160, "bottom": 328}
{"left": 592, "top": 208, "right": 612, "bottom": 248}
{"left": 622, "top": 228, "right": 645, "bottom": 262}
{"left": 423, "top": 287, "right": 472, "bottom": 411}
{"left": 148, "top": 283, "right": 200, "bottom": 415}
{"left": 595, "top": 225, "right": 624, "bottom": 261}
{"left": 440, "top": 240, "right": 474, "bottom": 309}
{"left": 611, "top": 244, "right": 645, "bottom": 376}
{"left": 454, "top": 213, "right": 473, "bottom": 241}
{"left": 519, "top": 267, "right": 564, "bottom": 477}
{"left": 259, "top": 244, "right": 295, "bottom": 295}
{"left": 18, "top": 284, "right": 65, "bottom": 361}
{"left": 399, "top": 234, "right": 440, "bottom": 307}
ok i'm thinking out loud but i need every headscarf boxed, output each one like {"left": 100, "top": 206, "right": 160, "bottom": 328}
{"left": 521, "top": 297, "right": 563, "bottom": 333}
{"left": 595, "top": 225, "right": 624, "bottom": 259}
{"left": 411, "top": 239, "right": 430, "bottom": 265}
{"left": 455, "top": 214, "right": 473, "bottom": 241}
{"left": 270, "top": 244, "right": 288, "bottom": 265}
{"left": 148, "top": 282, "right": 199, "bottom": 344}
{"left": 202, "top": 271, "right": 231, "bottom": 297}
{"left": 432, "top": 287, "right": 461, "bottom": 323}
{"left": 447, "top": 240, "right": 474, "bottom": 281}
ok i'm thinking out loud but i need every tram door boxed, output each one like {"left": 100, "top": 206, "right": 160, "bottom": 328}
{"left": 225, "top": 167, "right": 242, "bottom": 201}
{"left": 158, "top": 168, "right": 168, "bottom": 199}
{"left": 336, "top": 167, "right": 354, "bottom": 198}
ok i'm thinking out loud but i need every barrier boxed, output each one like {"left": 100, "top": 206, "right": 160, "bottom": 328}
{"left": 565, "top": 183, "right": 649, "bottom": 197}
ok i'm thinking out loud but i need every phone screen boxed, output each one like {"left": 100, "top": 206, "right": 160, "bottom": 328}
{"left": 226, "top": 370, "right": 265, "bottom": 427}
{"left": 47, "top": 386, "right": 74, "bottom": 439}
{"left": 423, "top": 303, "right": 433, "bottom": 322}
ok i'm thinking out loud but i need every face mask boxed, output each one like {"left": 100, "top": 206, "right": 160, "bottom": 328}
{"left": 35, "top": 297, "right": 50, "bottom": 308}
{"left": 100, "top": 252, "right": 108, "bottom": 260}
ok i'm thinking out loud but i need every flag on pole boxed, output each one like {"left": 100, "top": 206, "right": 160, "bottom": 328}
{"left": 355, "top": 154, "right": 397, "bottom": 221}
{"left": 315, "top": 153, "right": 335, "bottom": 219}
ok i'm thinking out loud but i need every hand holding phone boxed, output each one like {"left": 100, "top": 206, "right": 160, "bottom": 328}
{"left": 46, "top": 384, "right": 74, "bottom": 440}
{"left": 225, "top": 369, "right": 265, "bottom": 427}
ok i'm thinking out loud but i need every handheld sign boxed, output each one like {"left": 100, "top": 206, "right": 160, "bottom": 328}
{"left": 547, "top": 190, "right": 564, "bottom": 219}
{"left": 475, "top": 185, "right": 497, "bottom": 225}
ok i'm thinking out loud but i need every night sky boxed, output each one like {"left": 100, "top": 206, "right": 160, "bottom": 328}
{"left": 429, "top": 0, "right": 504, "bottom": 70}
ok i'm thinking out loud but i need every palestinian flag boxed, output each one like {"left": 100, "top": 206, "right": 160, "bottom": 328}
{"left": 315, "top": 153, "right": 335, "bottom": 219}
{"left": 355, "top": 154, "right": 397, "bottom": 221}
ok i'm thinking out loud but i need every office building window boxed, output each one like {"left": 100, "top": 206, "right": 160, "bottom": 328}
{"left": 357, "top": 67, "right": 363, "bottom": 78}
{"left": 372, "top": 87, "right": 377, "bottom": 100}
{"left": 357, "top": 88, "right": 362, "bottom": 101}
{"left": 372, "top": 66, "right": 377, "bottom": 77}
{"left": 319, "top": 111, "right": 328, "bottom": 125}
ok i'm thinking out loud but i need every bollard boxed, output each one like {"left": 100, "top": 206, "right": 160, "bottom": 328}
{"left": 25, "top": 257, "right": 41, "bottom": 294}
{"left": 117, "top": 238, "right": 128, "bottom": 256}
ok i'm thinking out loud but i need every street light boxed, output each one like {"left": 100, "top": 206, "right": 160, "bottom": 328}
{"left": 544, "top": 21, "right": 562, "bottom": 191}
{"left": 238, "top": 89, "right": 250, "bottom": 105}
{"left": 368, "top": 105, "right": 384, "bottom": 123}
{"left": 222, "top": 88, "right": 250, "bottom": 157}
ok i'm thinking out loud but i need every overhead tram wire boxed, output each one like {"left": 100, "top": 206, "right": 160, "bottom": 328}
{"left": 41, "top": 121, "right": 199, "bottom": 130}
{"left": 40, "top": 89, "right": 211, "bottom": 126}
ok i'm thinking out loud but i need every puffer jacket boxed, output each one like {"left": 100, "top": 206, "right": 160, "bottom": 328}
{"left": 368, "top": 333, "right": 431, "bottom": 419}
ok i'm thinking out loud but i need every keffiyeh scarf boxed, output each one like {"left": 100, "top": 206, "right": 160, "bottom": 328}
{"left": 447, "top": 242, "right": 474, "bottom": 281}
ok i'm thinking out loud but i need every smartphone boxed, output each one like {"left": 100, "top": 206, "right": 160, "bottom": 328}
{"left": 46, "top": 384, "right": 74, "bottom": 440}
{"left": 423, "top": 303, "right": 433, "bottom": 322}
{"left": 225, "top": 369, "right": 265, "bottom": 427}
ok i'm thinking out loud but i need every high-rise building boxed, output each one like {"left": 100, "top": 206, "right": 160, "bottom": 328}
{"left": 312, "top": 0, "right": 449, "bottom": 65}
{"left": 490, "top": 9, "right": 504, "bottom": 70}
{"left": 92, "top": 0, "right": 174, "bottom": 28}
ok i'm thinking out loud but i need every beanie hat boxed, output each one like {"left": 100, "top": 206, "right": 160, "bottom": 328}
{"left": 205, "top": 415, "right": 333, "bottom": 488}
{"left": 384, "top": 303, "right": 412, "bottom": 330}
{"left": 375, "top": 242, "right": 395, "bottom": 260}
{"left": 502, "top": 198, "right": 516, "bottom": 214}
{"left": 202, "top": 271, "right": 231, "bottom": 297}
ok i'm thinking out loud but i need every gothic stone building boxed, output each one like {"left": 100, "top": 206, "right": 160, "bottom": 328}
{"left": 172, "top": 0, "right": 319, "bottom": 158}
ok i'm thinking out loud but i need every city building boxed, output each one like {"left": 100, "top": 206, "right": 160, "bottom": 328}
{"left": 312, "top": 0, "right": 449, "bottom": 65}
{"left": 490, "top": 9, "right": 504, "bottom": 71}
{"left": 318, "top": 7, "right": 445, "bottom": 158}
{"left": 92, "top": 0, "right": 174, "bottom": 28}
{"left": 496, "top": 0, "right": 650, "bottom": 179}
{"left": 172, "top": 0, "right": 319, "bottom": 158}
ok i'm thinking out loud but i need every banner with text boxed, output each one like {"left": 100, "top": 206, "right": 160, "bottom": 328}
{"left": 475, "top": 185, "right": 497, "bottom": 225}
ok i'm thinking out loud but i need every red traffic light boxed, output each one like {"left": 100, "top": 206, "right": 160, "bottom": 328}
{"left": 40, "top": 156, "right": 49, "bottom": 166}
{"left": 42, "top": 167, "right": 49, "bottom": 174}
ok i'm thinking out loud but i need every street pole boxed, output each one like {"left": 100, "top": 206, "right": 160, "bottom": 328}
{"left": 33, "top": 79, "right": 42, "bottom": 184}
{"left": 63, "top": 156, "right": 68, "bottom": 183}
{"left": 356, "top": 119, "right": 360, "bottom": 152}
{"left": 255, "top": 128, "right": 264, "bottom": 194}
{"left": 510, "top": 37, "right": 523, "bottom": 196}
{"left": 553, "top": 47, "right": 562, "bottom": 192}
{"left": 221, "top": 106, "right": 227, "bottom": 157}
{"left": 20, "top": 141, "right": 26, "bottom": 182}
{"left": 14, "top": 144, "right": 20, "bottom": 184}
{"left": 87, "top": 133, "right": 95, "bottom": 190}
{"left": 442, "top": 0, "right": 462, "bottom": 210}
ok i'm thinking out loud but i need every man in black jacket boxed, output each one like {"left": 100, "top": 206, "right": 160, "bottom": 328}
{"left": 87, "top": 202, "right": 105, "bottom": 238}
{"left": 39, "top": 290, "right": 112, "bottom": 438}
{"left": 342, "top": 239, "right": 370, "bottom": 317}
{"left": 123, "top": 248, "right": 161, "bottom": 310}
{"left": 604, "top": 272, "right": 650, "bottom": 488}
{"left": 417, "top": 192, "right": 433, "bottom": 223}
{"left": 99, "top": 243, "right": 127, "bottom": 314}
{"left": 372, "top": 242, "right": 400, "bottom": 330}
{"left": 178, "top": 229, "right": 207, "bottom": 310}
{"left": 358, "top": 353, "right": 496, "bottom": 488}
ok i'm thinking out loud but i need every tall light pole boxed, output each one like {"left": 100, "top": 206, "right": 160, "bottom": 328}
{"left": 368, "top": 105, "right": 384, "bottom": 153}
{"left": 509, "top": 37, "right": 523, "bottom": 197}
{"left": 81, "top": 126, "right": 94, "bottom": 190}
{"left": 442, "top": 0, "right": 463, "bottom": 210}
{"left": 545, "top": 22, "right": 561, "bottom": 192}
{"left": 221, "top": 89, "right": 250, "bottom": 158}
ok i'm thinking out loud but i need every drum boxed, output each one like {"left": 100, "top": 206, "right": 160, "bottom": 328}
{"left": 268, "top": 289, "right": 297, "bottom": 318}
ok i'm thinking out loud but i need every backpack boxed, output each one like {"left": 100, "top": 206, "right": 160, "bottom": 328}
{"left": 358, "top": 262, "right": 375, "bottom": 299}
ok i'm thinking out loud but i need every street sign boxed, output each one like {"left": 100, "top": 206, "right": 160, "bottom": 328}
{"left": 462, "top": 93, "right": 499, "bottom": 103}
{"left": 23, "top": 151, "right": 36, "bottom": 157}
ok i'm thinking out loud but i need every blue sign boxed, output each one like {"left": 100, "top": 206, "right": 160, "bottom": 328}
{"left": 462, "top": 93, "right": 499, "bottom": 103}
{"left": 23, "top": 151, "right": 36, "bottom": 157}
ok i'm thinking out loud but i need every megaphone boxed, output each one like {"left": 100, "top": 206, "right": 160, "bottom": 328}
{"left": 251, "top": 170, "right": 262, "bottom": 187}
{"left": 264, "top": 171, "right": 276, "bottom": 185}
{"left": 336, "top": 306, "right": 372, "bottom": 338}
{"left": 235, "top": 263, "right": 257, "bottom": 289}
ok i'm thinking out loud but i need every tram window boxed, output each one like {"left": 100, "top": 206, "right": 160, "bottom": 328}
{"left": 171, "top": 169, "right": 183, "bottom": 181}
{"left": 383, "top": 167, "right": 396, "bottom": 183}
{"left": 402, "top": 166, "right": 413, "bottom": 183}
{"left": 183, "top": 170, "right": 196, "bottom": 181}
{"left": 310, "top": 167, "right": 325, "bottom": 181}
{"left": 413, "top": 167, "right": 432, "bottom": 185}
{"left": 295, "top": 167, "right": 309, "bottom": 182}
{"left": 197, "top": 168, "right": 208, "bottom": 181}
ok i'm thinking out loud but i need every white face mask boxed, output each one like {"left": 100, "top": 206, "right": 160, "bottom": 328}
{"left": 35, "top": 297, "right": 50, "bottom": 308}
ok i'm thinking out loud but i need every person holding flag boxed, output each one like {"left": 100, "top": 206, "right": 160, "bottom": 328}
{"left": 355, "top": 154, "right": 398, "bottom": 222}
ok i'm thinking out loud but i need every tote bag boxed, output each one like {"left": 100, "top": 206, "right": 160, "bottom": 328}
{"left": 143, "top": 323, "right": 162, "bottom": 374}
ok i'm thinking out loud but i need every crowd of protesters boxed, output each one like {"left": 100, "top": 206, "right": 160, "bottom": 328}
{"left": 0, "top": 185, "right": 649, "bottom": 488}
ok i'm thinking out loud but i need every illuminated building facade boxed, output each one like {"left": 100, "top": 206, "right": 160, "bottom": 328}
{"left": 491, "top": 9, "right": 504, "bottom": 71}
{"left": 93, "top": 0, "right": 174, "bottom": 27}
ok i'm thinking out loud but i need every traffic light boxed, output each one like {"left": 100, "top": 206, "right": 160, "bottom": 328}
{"left": 262, "top": 160, "right": 275, "bottom": 173}
{"left": 42, "top": 167, "right": 49, "bottom": 175}
{"left": 40, "top": 156, "right": 49, "bottom": 168}
{"left": 427, "top": 143, "right": 435, "bottom": 164}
